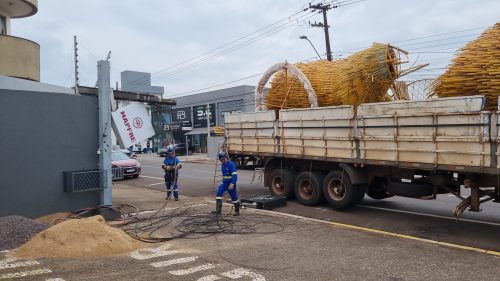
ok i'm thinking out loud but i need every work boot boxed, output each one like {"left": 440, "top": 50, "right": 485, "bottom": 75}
{"left": 233, "top": 202, "right": 240, "bottom": 216}
{"left": 212, "top": 199, "right": 222, "bottom": 215}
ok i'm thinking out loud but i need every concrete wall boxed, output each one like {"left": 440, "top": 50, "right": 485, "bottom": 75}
{"left": 207, "top": 136, "right": 225, "bottom": 160}
{"left": 0, "top": 89, "right": 100, "bottom": 218}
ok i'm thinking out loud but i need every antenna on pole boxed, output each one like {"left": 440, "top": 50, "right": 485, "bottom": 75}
{"left": 74, "top": 35, "right": 80, "bottom": 95}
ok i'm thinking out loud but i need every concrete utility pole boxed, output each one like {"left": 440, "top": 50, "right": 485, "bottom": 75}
{"left": 97, "top": 60, "right": 112, "bottom": 205}
{"left": 73, "top": 35, "right": 80, "bottom": 95}
{"left": 309, "top": 3, "right": 334, "bottom": 61}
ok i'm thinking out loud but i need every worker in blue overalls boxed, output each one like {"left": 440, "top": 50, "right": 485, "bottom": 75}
{"left": 213, "top": 151, "right": 240, "bottom": 216}
{"left": 162, "top": 145, "right": 182, "bottom": 200}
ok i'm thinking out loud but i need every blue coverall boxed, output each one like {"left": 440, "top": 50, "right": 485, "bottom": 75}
{"left": 163, "top": 156, "right": 181, "bottom": 199}
{"left": 216, "top": 160, "right": 238, "bottom": 203}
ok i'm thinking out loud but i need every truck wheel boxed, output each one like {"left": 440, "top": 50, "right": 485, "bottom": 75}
{"left": 366, "top": 178, "right": 393, "bottom": 200}
{"left": 294, "top": 171, "right": 325, "bottom": 206}
{"left": 323, "top": 170, "right": 362, "bottom": 209}
{"left": 269, "top": 169, "right": 295, "bottom": 198}
{"left": 352, "top": 184, "right": 366, "bottom": 204}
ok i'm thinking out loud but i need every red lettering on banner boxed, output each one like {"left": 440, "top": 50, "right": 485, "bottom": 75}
{"left": 120, "top": 111, "right": 136, "bottom": 142}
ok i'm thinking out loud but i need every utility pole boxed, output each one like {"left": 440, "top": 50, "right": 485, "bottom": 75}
{"left": 309, "top": 3, "right": 335, "bottom": 61}
{"left": 97, "top": 60, "right": 112, "bottom": 205}
{"left": 73, "top": 35, "right": 80, "bottom": 95}
{"left": 95, "top": 51, "right": 112, "bottom": 87}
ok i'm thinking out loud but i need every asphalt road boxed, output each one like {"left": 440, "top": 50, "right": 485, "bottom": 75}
{"left": 3, "top": 154, "right": 500, "bottom": 281}
{"left": 132, "top": 154, "right": 500, "bottom": 252}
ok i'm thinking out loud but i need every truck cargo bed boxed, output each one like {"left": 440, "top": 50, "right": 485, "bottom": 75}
{"left": 225, "top": 96, "right": 499, "bottom": 174}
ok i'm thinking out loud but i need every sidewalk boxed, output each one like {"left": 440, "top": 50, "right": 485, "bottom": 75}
{"left": 113, "top": 182, "right": 211, "bottom": 211}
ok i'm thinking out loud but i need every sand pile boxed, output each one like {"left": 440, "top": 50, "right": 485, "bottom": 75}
{"left": 13, "top": 215, "right": 143, "bottom": 258}
{"left": 35, "top": 212, "right": 72, "bottom": 225}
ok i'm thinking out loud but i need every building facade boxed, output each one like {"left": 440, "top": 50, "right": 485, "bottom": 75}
{"left": 171, "top": 85, "right": 256, "bottom": 153}
{"left": 121, "top": 70, "right": 164, "bottom": 96}
{"left": 0, "top": 0, "right": 40, "bottom": 81}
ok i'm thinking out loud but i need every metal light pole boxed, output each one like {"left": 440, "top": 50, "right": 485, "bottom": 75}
{"left": 299, "top": 35, "right": 322, "bottom": 60}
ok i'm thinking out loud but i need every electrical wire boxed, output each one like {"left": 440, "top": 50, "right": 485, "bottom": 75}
{"left": 117, "top": 203, "right": 288, "bottom": 243}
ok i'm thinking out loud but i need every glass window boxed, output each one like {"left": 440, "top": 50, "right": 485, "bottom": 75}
{"left": 0, "top": 15, "right": 6, "bottom": 35}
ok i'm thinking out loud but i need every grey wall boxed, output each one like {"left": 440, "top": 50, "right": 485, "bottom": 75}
{"left": 0, "top": 89, "right": 100, "bottom": 218}
{"left": 207, "top": 136, "right": 225, "bottom": 160}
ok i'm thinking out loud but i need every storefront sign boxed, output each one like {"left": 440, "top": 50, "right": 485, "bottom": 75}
{"left": 194, "top": 104, "right": 216, "bottom": 128}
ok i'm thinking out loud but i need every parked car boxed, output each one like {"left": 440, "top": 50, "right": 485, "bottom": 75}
{"left": 112, "top": 145, "right": 132, "bottom": 156}
{"left": 112, "top": 151, "right": 141, "bottom": 178}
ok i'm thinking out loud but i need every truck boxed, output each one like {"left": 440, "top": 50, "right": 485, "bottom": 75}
{"left": 224, "top": 95, "right": 500, "bottom": 216}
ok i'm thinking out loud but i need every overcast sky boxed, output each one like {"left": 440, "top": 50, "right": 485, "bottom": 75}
{"left": 11, "top": 0, "right": 500, "bottom": 98}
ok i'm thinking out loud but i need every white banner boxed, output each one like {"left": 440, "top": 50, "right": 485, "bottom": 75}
{"left": 111, "top": 103, "right": 155, "bottom": 148}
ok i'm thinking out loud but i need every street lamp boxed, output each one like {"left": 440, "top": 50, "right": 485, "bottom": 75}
{"left": 299, "top": 35, "right": 322, "bottom": 60}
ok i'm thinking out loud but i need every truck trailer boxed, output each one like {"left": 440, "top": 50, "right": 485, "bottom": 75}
{"left": 224, "top": 95, "right": 500, "bottom": 216}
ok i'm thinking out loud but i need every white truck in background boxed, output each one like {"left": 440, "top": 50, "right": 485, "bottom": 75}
{"left": 224, "top": 95, "right": 500, "bottom": 216}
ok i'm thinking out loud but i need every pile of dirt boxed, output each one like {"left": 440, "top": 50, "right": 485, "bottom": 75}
{"left": 35, "top": 212, "right": 72, "bottom": 225}
{"left": 13, "top": 215, "right": 143, "bottom": 258}
{"left": 0, "top": 215, "right": 50, "bottom": 251}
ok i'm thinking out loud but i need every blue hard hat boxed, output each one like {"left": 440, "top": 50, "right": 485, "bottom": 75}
{"left": 167, "top": 145, "right": 175, "bottom": 153}
{"left": 218, "top": 151, "right": 227, "bottom": 160}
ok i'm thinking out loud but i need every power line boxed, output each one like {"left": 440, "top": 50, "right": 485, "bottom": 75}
{"left": 167, "top": 54, "right": 321, "bottom": 98}
{"left": 148, "top": 11, "right": 320, "bottom": 83}
{"left": 121, "top": 2, "right": 318, "bottom": 91}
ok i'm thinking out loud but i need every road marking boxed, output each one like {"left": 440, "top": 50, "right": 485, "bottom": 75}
{"left": 0, "top": 260, "right": 40, "bottom": 270}
{"left": 197, "top": 275, "right": 222, "bottom": 281}
{"left": 0, "top": 251, "right": 8, "bottom": 254}
{"left": 0, "top": 257, "right": 17, "bottom": 265}
{"left": 130, "top": 244, "right": 191, "bottom": 260}
{"left": 140, "top": 175, "right": 164, "bottom": 180}
{"left": 46, "top": 279, "right": 65, "bottom": 281}
{"left": 169, "top": 264, "right": 216, "bottom": 275}
{"left": 221, "top": 268, "right": 266, "bottom": 280}
{"left": 357, "top": 204, "right": 500, "bottom": 227}
{"left": 145, "top": 182, "right": 165, "bottom": 187}
{"left": 151, "top": 256, "right": 199, "bottom": 268}
{"left": 0, "top": 268, "right": 52, "bottom": 279}
{"left": 241, "top": 205, "right": 500, "bottom": 257}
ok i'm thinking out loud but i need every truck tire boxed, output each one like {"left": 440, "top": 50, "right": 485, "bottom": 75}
{"left": 352, "top": 184, "right": 366, "bottom": 204}
{"left": 294, "top": 171, "right": 325, "bottom": 206}
{"left": 387, "top": 180, "right": 433, "bottom": 197}
{"left": 269, "top": 169, "right": 295, "bottom": 198}
{"left": 366, "top": 178, "right": 393, "bottom": 200}
{"left": 323, "top": 170, "right": 363, "bottom": 209}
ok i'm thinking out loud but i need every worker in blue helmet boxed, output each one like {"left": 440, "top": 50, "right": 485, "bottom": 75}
{"left": 162, "top": 145, "right": 182, "bottom": 200}
{"left": 213, "top": 151, "right": 240, "bottom": 216}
